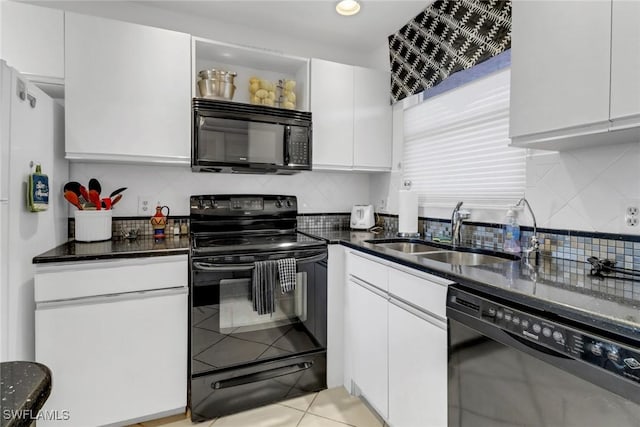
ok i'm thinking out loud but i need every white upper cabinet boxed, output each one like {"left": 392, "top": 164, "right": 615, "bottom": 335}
{"left": 1, "top": 2, "right": 64, "bottom": 81}
{"left": 610, "top": 0, "right": 640, "bottom": 129}
{"left": 311, "top": 58, "right": 391, "bottom": 171}
{"left": 310, "top": 59, "right": 354, "bottom": 169}
{"left": 353, "top": 66, "right": 392, "bottom": 170}
{"left": 509, "top": 0, "right": 612, "bottom": 149}
{"left": 65, "top": 12, "right": 191, "bottom": 164}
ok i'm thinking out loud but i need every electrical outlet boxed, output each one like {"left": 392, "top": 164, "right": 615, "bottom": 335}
{"left": 379, "top": 199, "right": 387, "bottom": 211}
{"left": 624, "top": 200, "right": 640, "bottom": 228}
{"left": 138, "top": 196, "right": 152, "bottom": 216}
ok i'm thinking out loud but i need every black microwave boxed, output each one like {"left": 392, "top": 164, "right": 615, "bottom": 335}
{"left": 192, "top": 99, "right": 312, "bottom": 174}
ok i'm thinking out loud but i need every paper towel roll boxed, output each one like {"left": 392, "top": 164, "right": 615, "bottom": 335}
{"left": 398, "top": 190, "right": 418, "bottom": 234}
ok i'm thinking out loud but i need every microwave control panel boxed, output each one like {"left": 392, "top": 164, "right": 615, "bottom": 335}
{"left": 287, "top": 126, "right": 310, "bottom": 166}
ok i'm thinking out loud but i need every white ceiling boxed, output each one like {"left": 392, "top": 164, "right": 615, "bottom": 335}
{"left": 137, "top": 1, "right": 429, "bottom": 52}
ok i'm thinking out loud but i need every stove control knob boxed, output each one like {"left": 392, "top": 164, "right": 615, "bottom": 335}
{"left": 608, "top": 348, "right": 620, "bottom": 363}
{"left": 521, "top": 319, "right": 530, "bottom": 329}
{"left": 284, "top": 199, "right": 292, "bottom": 208}
{"left": 275, "top": 200, "right": 283, "bottom": 208}
{"left": 552, "top": 331, "right": 564, "bottom": 343}
{"left": 542, "top": 327, "right": 552, "bottom": 338}
{"left": 496, "top": 310, "right": 504, "bottom": 320}
{"left": 591, "top": 343, "right": 603, "bottom": 357}
{"left": 532, "top": 324, "right": 541, "bottom": 334}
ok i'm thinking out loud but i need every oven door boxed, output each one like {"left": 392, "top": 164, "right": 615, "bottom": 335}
{"left": 190, "top": 247, "right": 327, "bottom": 420}
{"left": 448, "top": 312, "right": 640, "bottom": 427}
{"left": 190, "top": 247, "right": 327, "bottom": 374}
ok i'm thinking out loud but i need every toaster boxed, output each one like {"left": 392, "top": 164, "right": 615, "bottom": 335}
{"left": 350, "top": 204, "right": 375, "bottom": 230}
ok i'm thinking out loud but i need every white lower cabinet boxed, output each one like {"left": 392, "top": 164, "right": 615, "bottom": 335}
{"left": 346, "top": 250, "right": 451, "bottom": 427}
{"left": 347, "top": 277, "right": 388, "bottom": 419}
{"left": 34, "top": 256, "right": 188, "bottom": 426}
{"left": 388, "top": 300, "right": 447, "bottom": 427}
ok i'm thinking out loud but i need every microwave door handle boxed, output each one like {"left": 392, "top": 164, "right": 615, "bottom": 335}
{"left": 283, "top": 125, "right": 291, "bottom": 165}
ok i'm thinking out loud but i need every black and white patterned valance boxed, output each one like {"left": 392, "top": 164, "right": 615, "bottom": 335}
{"left": 388, "top": 0, "right": 512, "bottom": 104}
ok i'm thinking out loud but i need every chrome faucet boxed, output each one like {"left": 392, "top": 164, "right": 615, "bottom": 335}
{"left": 451, "top": 201, "right": 470, "bottom": 248}
{"left": 516, "top": 197, "right": 539, "bottom": 264}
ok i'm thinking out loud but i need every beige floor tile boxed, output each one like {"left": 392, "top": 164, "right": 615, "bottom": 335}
{"left": 278, "top": 392, "right": 318, "bottom": 412}
{"left": 298, "top": 413, "right": 352, "bottom": 427}
{"left": 139, "top": 412, "right": 213, "bottom": 426}
{"left": 307, "top": 387, "right": 383, "bottom": 427}
{"left": 211, "top": 403, "right": 304, "bottom": 427}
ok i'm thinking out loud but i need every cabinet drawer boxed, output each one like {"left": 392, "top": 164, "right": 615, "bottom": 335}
{"left": 388, "top": 268, "right": 447, "bottom": 320}
{"left": 347, "top": 252, "right": 388, "bottom": 291}
{"left": 35, "top": 255, "right": 188, "bottom": 302}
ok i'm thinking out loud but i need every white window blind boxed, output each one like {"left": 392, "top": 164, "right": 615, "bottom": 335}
{"left": 403, "top": 69, "right": 525, "bottom": 207}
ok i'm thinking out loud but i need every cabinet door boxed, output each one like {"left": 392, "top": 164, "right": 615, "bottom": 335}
{"left": 389, "top": 301, "right": 447, "bottom": 427}
{"left": 610, "top": 0, "right": 640, "bottom": 127}
{"left": 310, "top": 58, "right": 354, "bottom": 169}
{"left": 347, "top": 278, "right": 388, "bottom": 419}
{"left": 65, "top": 12, "right": 191, "bottom": 164}
{"left": 1, "top": 2, "right": 64, "bottom": 80}
{"left": 509, "top": 0, "right": 611, "bottom": 140}
{"left": 353, "top": 66, "right": 391, "bottom": 171}
{"left": 36, "top": 289, "right": 188, "bottom": 426}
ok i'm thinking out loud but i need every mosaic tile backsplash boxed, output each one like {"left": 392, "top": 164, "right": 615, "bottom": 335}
{"left": 68, "top": 213, "right": 640, "bottom": 273}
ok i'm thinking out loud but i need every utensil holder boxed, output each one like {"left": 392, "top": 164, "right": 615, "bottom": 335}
{"left": 75, "top": 210, "right": 112, "bottom": 242}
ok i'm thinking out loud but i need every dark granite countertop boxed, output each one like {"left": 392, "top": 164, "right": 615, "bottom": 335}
{"left": 33, "top": 236, "right": 190, "bottom": 264}
{"left": 300, "top": 228, "right": 640, "bottom": 342}
{"left": 1, "top": 362, "right": 52, "bottom": 427}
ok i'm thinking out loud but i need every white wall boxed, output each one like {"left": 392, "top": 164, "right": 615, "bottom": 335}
{"left": 525, "top": 143, "right": 640, "bottom": 234}
{"left": 70, "top": 163, "right": 370, "bottom": 216}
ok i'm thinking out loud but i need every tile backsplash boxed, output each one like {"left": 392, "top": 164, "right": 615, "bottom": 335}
{"left": 380, "top": 215, "right": 640, "bottom": 272}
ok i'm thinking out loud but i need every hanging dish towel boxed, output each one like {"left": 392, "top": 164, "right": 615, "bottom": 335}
{"left": 277, "top": 258, "right": 297, "bottom": 294}
{"left": 252, "top": 260, "right": 277, "bottom": 315}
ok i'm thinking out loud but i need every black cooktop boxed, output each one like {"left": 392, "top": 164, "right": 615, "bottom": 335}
{"left": 191, "top": 232, "right": 326, "bottom": 256}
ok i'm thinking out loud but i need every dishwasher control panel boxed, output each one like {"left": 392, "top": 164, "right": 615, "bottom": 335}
{"left": 448, "top": 287, "right": 640, "bottom": 385}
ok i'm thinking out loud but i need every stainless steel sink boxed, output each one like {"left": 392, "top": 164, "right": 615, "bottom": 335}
{"left": 418, "top": 251, "right": 514, "bottom": 266}
{"left": 371, "top": 242, "right": 443, "bottom": 254}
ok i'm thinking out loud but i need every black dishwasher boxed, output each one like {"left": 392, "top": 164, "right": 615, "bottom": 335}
{"left": 447, "top": 285, "right": 640, "bottom": 426}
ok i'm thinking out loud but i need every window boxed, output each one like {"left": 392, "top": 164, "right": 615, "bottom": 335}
{"left": 403, "top": 68, "right": 525, "bottom": 207}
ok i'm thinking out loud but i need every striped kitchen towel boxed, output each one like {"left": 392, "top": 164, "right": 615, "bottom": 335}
{"left": 277, "top": 258, "right": 297, "bottom": 293}
{"left": 252, "top": 260, "right": 277, "bottom": 315}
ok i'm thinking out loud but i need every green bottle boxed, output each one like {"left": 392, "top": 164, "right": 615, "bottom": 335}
{"left": 28, "top": 164, "right": 49, "bottom": 212}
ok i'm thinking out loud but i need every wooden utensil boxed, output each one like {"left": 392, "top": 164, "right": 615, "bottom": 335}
{"left": 88, "top": 178, "right": 102, "bottom": 196}
{"left": 64, "top": 190, "right": 83, "bottom": 210}
{"left": 79, "top": 185, "right": 90, "bottom": 204}
{"left": 111, "top": 194, "right": 123, "bottom": 207}
{"left": 109, "top": 187, "right": 127, "bottom": 198}
{"left": 88, "top": 189, "right": 102, "bottom": 210}
{"left": 63, "top": 182, "right": 82, "bottom": 197}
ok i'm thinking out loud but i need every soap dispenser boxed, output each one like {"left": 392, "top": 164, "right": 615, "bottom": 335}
{"left": 503, "top": 208, "right": 521, "bottom": 254}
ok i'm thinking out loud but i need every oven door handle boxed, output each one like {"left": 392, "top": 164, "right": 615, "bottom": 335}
{"left": 192, "top": 252, "right": 327, "bottom": 272}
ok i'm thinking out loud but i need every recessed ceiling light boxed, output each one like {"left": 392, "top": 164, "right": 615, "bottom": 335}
{"left": 336, "top": 0, "right": 361, "bottom": 16}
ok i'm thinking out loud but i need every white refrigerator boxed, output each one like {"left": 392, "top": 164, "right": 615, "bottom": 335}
{"left": 0, "top": 59, "right": 68, "bottom": 362}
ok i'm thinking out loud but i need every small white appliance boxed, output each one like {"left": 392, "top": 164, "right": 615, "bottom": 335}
{"left": 350, "top": 204, "right": 375, "bottom": 230}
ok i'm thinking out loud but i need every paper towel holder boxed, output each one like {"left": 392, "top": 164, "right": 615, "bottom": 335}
{"left": 397, "top": 180, "right": 421, "bottom": 238}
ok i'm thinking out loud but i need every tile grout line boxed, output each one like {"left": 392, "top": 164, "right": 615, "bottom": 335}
{"left": 299, "top": 391, "right": 358, "bottom": 427}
